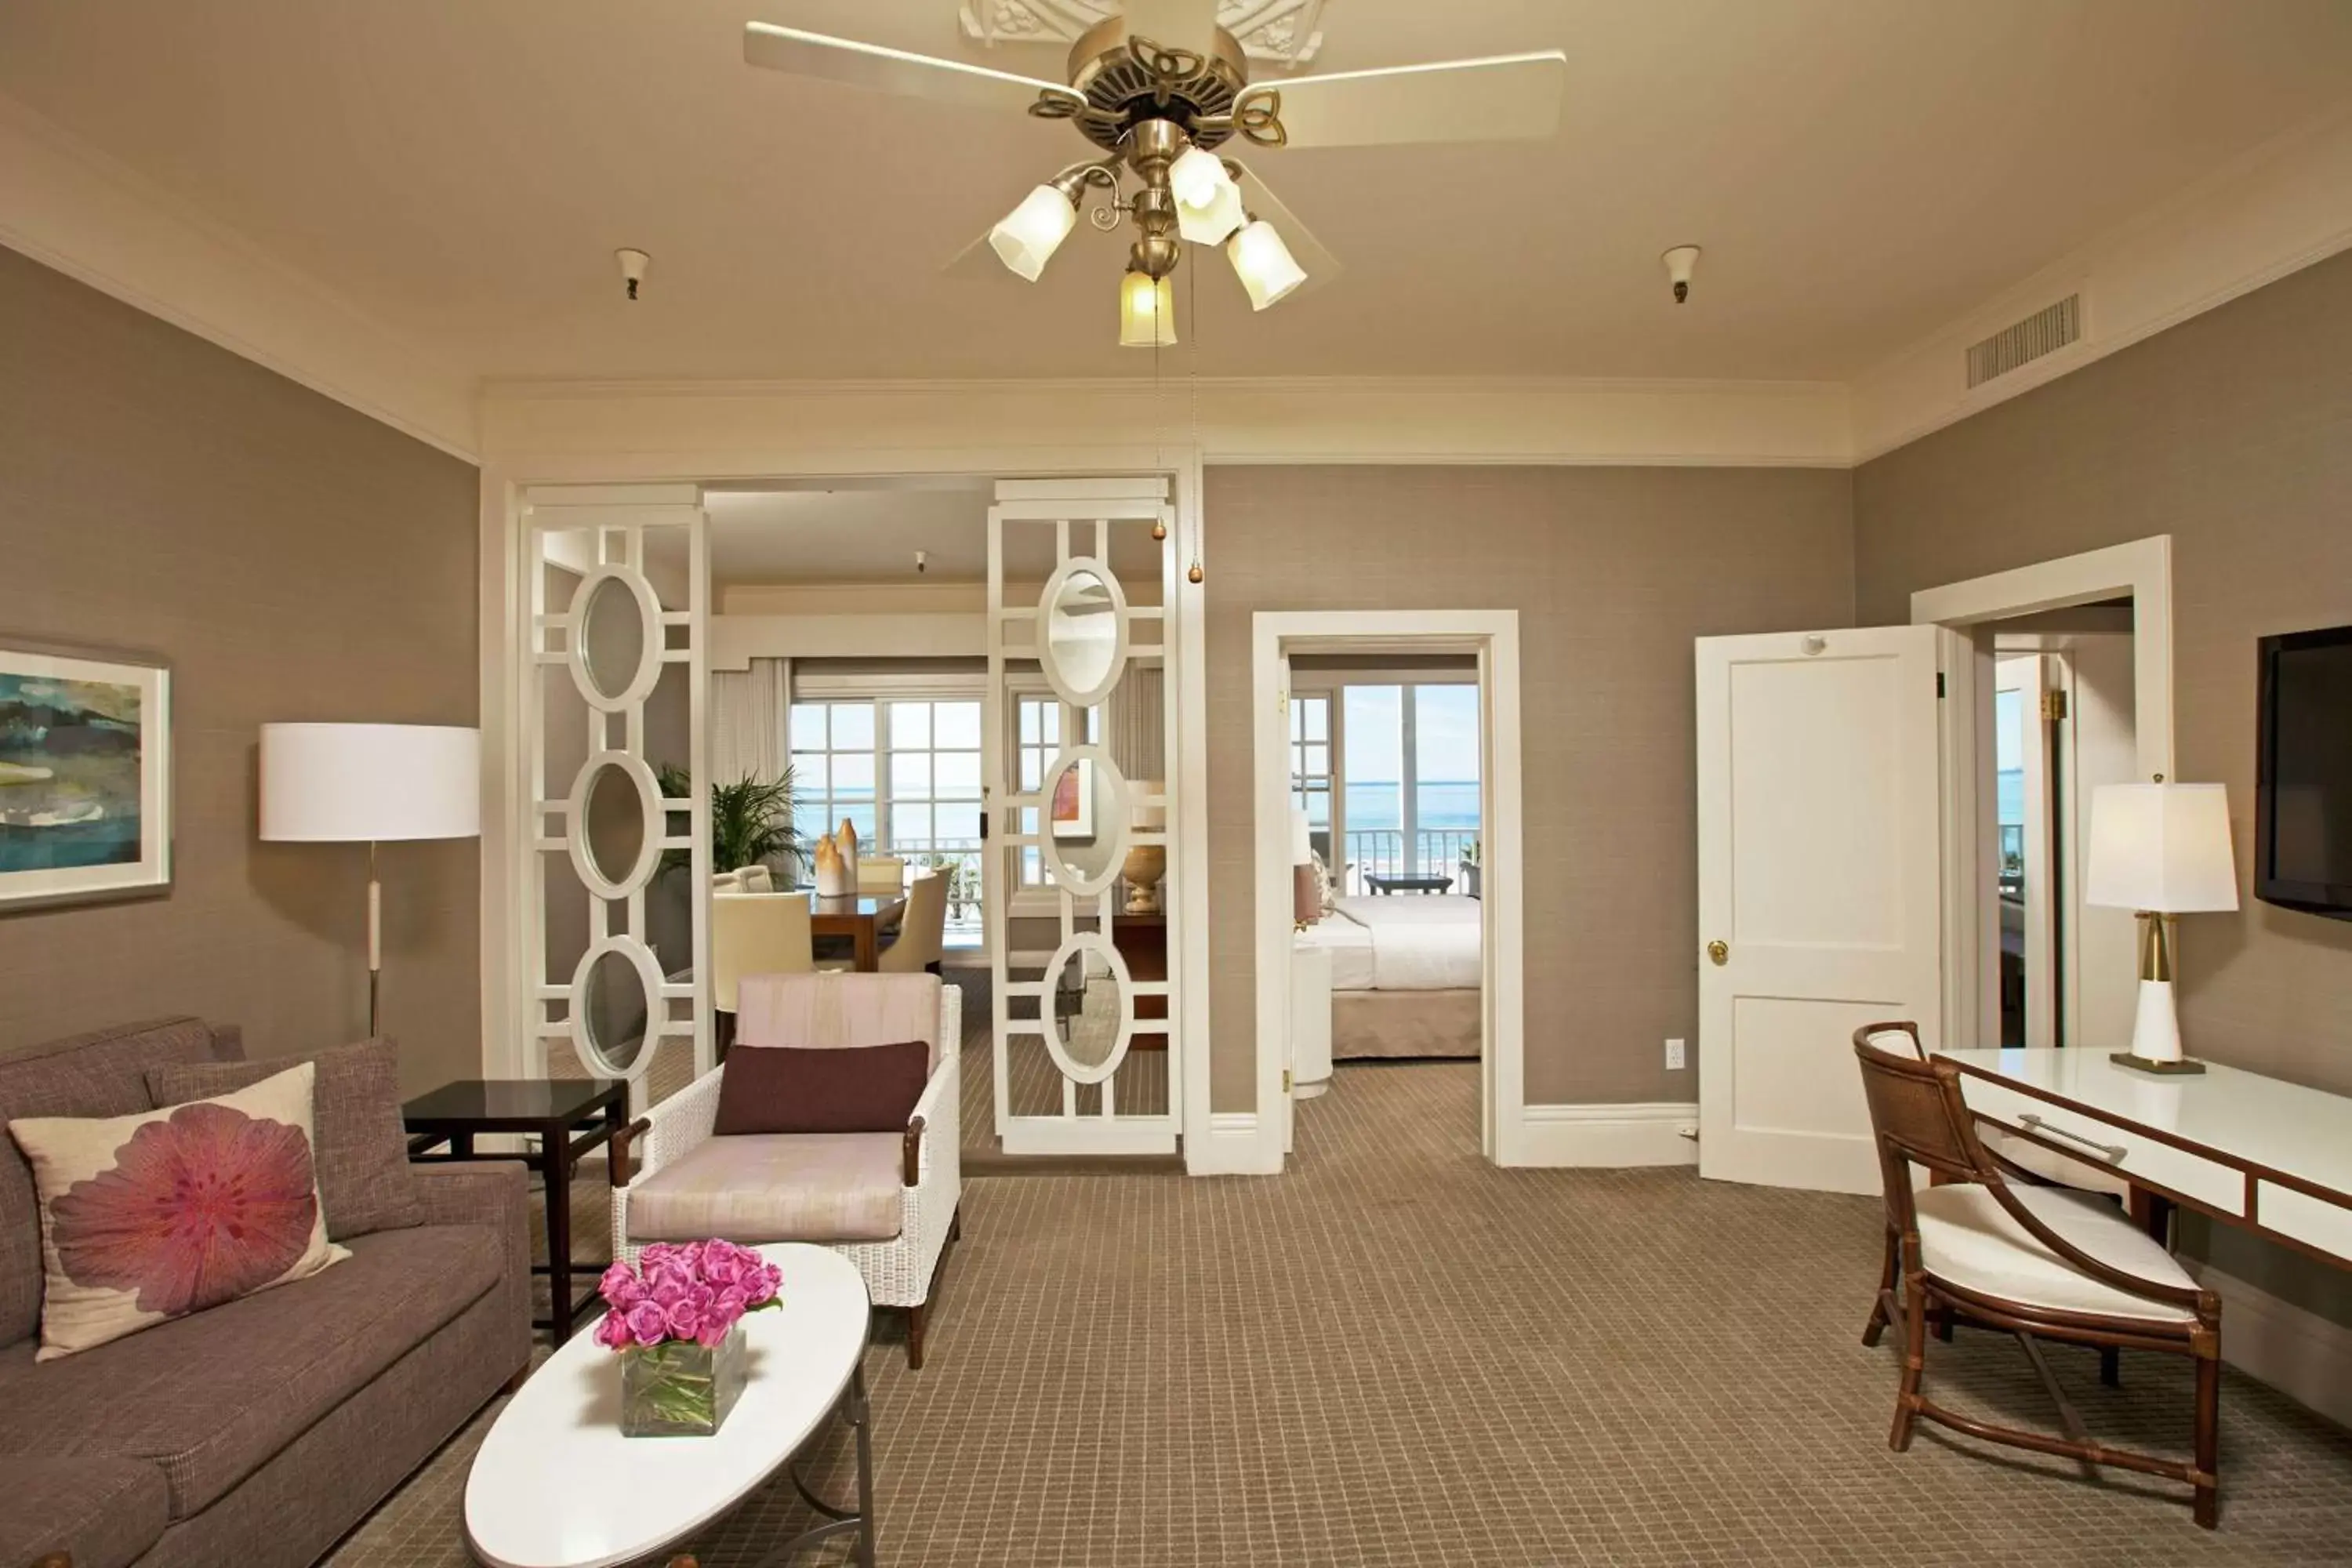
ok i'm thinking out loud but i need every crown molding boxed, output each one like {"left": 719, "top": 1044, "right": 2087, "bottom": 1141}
{"left": 1849, "top": 105, "right": 2352, "bottom": 463}
{"left": 0, "top": 91, "right": 481, "bottom": 461}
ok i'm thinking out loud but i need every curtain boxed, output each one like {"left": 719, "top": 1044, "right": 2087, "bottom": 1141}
{"left": 1105, "top": 664, "right": 1165, "bottom": 785}
{"left": 710, "top": 657, "right": 790, "bottom": 783}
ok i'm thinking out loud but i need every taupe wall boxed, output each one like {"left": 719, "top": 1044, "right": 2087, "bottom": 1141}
{"left": 0, "top": 247, "right": 481, "bottom": 1096}
{"left": 1855, "top": 249, "right": 2352, "bottom": 1319}
{"left": 1206, "top": 466, "right": 1856, "bottom": 1112}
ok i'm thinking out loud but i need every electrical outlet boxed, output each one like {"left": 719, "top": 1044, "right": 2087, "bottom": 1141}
{"left": 1665, "top": 1037, "right": 1687, "bottom": 1071}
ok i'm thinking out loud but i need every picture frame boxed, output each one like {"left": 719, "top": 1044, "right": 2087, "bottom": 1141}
{"left": 0, "top": 637, "right": 173, "bottom": 912}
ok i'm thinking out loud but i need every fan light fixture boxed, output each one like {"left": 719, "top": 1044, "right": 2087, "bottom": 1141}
{"left": 1119, "top": 269, "right": 1178, "bottom": 347}
{"left": 742, "top": 13, "right": 1569, "bottom": 344}
{"left": 1226, "top": 216, "right": 1307, "bottom": 311}
{"left": 990, "top": 184, "right": 1080, "bottom": 281}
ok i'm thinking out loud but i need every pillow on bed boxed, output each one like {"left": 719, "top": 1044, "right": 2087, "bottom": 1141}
{"left": 1311, "top": 853, "right": 1335, "bottom": 914}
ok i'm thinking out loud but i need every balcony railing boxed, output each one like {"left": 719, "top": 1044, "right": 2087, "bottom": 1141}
{"left": 1339, "top": 828, "right": 1479, "bottom": 894}
{"left": 883, "top": 838, "right": 984, "bottom": 945}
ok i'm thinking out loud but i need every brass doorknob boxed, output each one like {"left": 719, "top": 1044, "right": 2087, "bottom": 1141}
{"left": 1706, "top": 940, "right": 1729, "bottom": 966}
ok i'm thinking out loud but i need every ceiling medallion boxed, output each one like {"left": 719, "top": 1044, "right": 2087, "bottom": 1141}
{"left": 742, "top": 6, "right": 1566, "bottom": 344}
{"left": 959, "top": 1, "right": 1331, "bottom": 67}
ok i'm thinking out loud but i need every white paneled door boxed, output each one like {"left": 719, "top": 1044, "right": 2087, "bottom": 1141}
{"left": 1696, "top": 626, "right": 1945, "bottom": 1194}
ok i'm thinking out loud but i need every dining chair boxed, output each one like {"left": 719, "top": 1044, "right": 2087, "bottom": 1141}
{"left": 738, "top": 863, "right": 776, "bottom": 893}
{"left": 1853, "top": 1023, "right": 2222, "bottom": 1527}
{"left": 880, "top": 869, "right": 949, "bottom": 975}
{"left": 710, "top": 891, "right": 815, "bottom": 1014}
{"left": 856, "top": 855, "right": 906, "bottom": 895}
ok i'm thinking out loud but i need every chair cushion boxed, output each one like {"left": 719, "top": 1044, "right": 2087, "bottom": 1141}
{"left": 1915, "top": 1182, "right": 2199, "bottom": 1323}
{"left": 0, "top": 1455, "right": 170, "bottom": 1568}
{"left": 147, "top": 1036, "right": 426, "bottom": 1240}
{"left": 0, "top": 1017, "right": 232, "bottom": 1349}
{"left": 630, "top": 1133, "right": 906, "bottom": 1244}
{"left": 9, "top": 1063, "right": 346, "bottom": 1360}
{"left": 715, "top": 1042, "right": 928, "bottom": 1135}
{"left": 0, "top": 1221, "right": 503, "bottom": 1519}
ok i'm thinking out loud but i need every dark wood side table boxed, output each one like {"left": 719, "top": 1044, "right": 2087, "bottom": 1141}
{"left": 402, "top": 1078, "right": 629, "bottom": 1344}
{"left": 1366, "top": 873, "right": 1454, "bottom": 895}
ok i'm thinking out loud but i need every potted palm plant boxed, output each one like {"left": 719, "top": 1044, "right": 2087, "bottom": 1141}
{"left": 656, "top": 764, "right": 805, "bottom": 880}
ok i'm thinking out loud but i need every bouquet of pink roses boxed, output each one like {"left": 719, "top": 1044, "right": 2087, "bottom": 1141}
{"left": 592, "top": 1240, "right": 785, "bottom": 1352}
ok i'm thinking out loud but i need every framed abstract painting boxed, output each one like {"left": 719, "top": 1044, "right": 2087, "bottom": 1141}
{"left": 0, "top": 641, "right": 172, "bottom": 911}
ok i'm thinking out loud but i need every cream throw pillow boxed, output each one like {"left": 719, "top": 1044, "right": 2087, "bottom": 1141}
{"left": 8, "top": 1062, "right": 347, "bottom": 1360}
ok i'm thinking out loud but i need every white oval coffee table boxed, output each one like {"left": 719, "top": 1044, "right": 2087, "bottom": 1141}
{"left": 465, "top": 1243, "right": 875, "bottom": 1568}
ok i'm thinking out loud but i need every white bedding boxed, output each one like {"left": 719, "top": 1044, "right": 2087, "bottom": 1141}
{"left": 1302, "top": 895, "right": 1483, "bottom": 992}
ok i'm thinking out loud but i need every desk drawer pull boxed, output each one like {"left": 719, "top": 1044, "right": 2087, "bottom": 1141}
{"left": 2017, "top": 1113, "right": 2128, "bottom": 1164}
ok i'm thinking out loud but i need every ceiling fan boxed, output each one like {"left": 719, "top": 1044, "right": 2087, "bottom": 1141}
{"left": 742, "top": 2, "right": 1566, "bottom": 345}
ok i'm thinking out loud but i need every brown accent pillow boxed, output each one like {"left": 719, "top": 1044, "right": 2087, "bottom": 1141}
{"left": 147, "top": 1037, "right": 423, "bottom": 1240}
{"left": 714, "top": 1043, "right": 930, "bottom": 1136}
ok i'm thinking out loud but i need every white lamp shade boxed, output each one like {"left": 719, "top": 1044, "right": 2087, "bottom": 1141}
{"left": 1129, "top": 780, "right": 1167, "bottom": 832}
{"left": 260, "top": 724, "right": 481, "bottom": 842}
{"left": 1290, "top": 807, "right": 1314, "bottom": 867}
{"left": 2085, "top": 782, "right": 2238, "bottom": 913}
{"left": 989, "top": 184, "right": 1077, "bottom": 282}
{"left": 1118, "top": 270, "right": 1178, "bottom": 347}
{"left": 1169, "top": 147, "right": 1247, "bottom": 245}
{"left": 1225, "top": 219, "right": 1308, "bottom": 311}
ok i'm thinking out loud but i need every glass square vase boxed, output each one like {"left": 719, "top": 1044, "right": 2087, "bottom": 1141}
{"left": 619, "top": 1327, "right": 747, "bottom": 1437}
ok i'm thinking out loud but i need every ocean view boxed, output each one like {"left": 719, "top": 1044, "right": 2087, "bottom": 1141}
{"left": 1343, "top": 781, "right": 1482, "bottom": 833}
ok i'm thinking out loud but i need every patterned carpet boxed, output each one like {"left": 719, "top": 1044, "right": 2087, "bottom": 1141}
{"left": 326, "top": 1062, "right": 2352, "bottom": 1567}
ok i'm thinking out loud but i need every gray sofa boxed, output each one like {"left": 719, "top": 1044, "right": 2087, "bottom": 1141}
{"left": 0, "top": 1018, "right": 530, "bottom": 1568}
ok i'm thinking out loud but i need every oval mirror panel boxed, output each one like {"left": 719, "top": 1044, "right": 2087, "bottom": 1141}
{"left": 578, "top": 572, "right": 648, "bottom": 703}
{"left": 1050, "top": 942, "right": 1126, "bottom": 1073}
{"left": 1042, "top": 564, "right": 1122, "bottom": 704}
{"left": 579, "top": 947, "right": 651, "bottom": 1075}
{"left": 581, "top": 759, "right": 648, "bottom": 890}
{"left": 1044, "top": 748, "right": 1127, "bottom": 894}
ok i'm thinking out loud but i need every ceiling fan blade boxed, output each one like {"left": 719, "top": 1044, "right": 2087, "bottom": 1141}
{"left": 1221, "top": 158, "right": 1340, "bottom": 299}
{"left": 743, "top": 22, "right": 1086, "bottom": 118}
{"left": 1232, "top": 51, "right": 1566, "bottom": 147}
{"left": 1119, "top": 0, "right": 1224, "bottom": 56}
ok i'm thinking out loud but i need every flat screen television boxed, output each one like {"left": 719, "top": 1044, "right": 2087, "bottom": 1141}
{"left": 2256, "top": 623, "right": 2352, "bottom": 921}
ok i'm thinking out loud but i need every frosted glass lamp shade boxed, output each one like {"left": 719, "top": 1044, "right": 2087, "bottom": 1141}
{"left": 2085, "top": 783, "right": 2238, "bottom": 913}
{"left": 1226, "top": 219, "right": 1307, "bottom": 311}
{"left": 1290, "top": 807, "right": 1314, "bottom": 867}
{"left": 1168, "top": 147, "right": 1247, "bottom": 244}
{"left": 989, "top": 184, "right": 1078, "bottom": 282}
{"left": 260, "top": 724, "right": 481, "bottom": 841}
{"left": 1118, "top": 270, "right": 1178, "bottom": 347}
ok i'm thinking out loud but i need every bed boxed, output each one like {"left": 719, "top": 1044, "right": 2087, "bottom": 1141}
{"left": 1300, "top": 894, "right": 1483, "bottom": 1059}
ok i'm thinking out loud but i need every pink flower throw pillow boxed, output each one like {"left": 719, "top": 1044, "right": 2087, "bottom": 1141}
{"left": 6, "top": 1062, "right": 347, "bottom": 1360}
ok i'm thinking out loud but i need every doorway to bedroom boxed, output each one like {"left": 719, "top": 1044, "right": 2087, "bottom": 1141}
{"left": 1252, "top": 612, "right": 1526, "bottom": 1169}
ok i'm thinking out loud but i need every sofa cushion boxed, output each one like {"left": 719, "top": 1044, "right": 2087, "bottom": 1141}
{"left": 0, "top": 1018, "right": 234, "bottom": 1349}
{"left": 147, "top": 1036, "right": 425, "bottom": 1240}
{"left": 0, "top": 1220, "right": 503, "bottom": 1519}
{"left": 0, "top": 1455, "right": 169, "bottom": 1568}
{"left": 629, "top": 1132, "right": 906, "bottom": 1244}
{"left": 10, "top": 1062, "right": 347, "bottom": 1361}
{"left": 714, "top": 1041, "right": 928, "bottom": 1136}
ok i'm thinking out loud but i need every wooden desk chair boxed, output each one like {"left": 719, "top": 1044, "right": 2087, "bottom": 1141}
{"left": 1853, "top": 1023, "right": 2223, "bottom": 1528}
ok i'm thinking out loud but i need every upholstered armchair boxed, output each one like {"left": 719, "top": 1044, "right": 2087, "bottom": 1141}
{"left": 610, "top": 972, "right": 962, "bottom": 1367}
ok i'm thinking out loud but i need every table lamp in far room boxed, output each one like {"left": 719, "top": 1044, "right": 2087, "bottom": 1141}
{"left": 260, "top": 723, "right": 482, "bottom": 1036}
{"left": 2085, "top": 782, "right": 2238, "bottom": 1075}
{"left": 1292, "top": 807, "right": 1321, "bottom": 928}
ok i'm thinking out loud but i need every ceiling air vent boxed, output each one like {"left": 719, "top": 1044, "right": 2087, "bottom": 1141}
{"left": 1966, "top": 294, "right": 2081, "bottom": 389}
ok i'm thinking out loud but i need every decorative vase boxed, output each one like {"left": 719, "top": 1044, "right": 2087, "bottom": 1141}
{"left": 1120, "top": 844, "right": 1167, "bottom": 913}
{"left": 620, "top": 1327, "right": 747, "bottom": 1437}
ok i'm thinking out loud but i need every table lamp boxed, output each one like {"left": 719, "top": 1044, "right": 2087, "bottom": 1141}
{"left": 2085, "top": 782, "right": 2237, "bottom": 1075}
{"left": 260, "top": 723, "right": 481, "bottom": 1035}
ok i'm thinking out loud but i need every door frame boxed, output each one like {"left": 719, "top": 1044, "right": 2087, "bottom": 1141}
{"left": 1910, "top": 535, "right": 2174, "bottom": 1053}
{"left": 480, "top": 447, "right": 1214, "bottom": 1171}
{"left": 1249, "top": 610, "right": 1525, "bottom": 1171}
{"left": 1992, "top": 652, "right": 2057, "bottom": 1047}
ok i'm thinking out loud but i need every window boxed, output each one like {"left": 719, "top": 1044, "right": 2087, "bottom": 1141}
{"left": 1290, "top": 692, "right": 1332, "bottom": 829}
{"left": 790, "top": 693, "right": 985, "bottom": 945}
{"left": 1012, "top": 692, "right": 1097, "bottom": 888}
{"left": 1338, "top": 683, "right": 1479, "bottom": 889}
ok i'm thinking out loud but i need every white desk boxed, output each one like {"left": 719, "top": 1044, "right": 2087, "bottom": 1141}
{"left": 1940, "top": 1047, "right": 2352, "bottom": 1270}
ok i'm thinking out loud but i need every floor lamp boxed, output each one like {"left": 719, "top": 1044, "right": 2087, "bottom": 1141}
{"left": 260, "top": 723, "right": 481, "bottom": 1036}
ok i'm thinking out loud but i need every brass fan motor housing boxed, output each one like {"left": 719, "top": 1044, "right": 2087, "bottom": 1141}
{"left": 1054, "top": 17, "right": 1250, "bottom": 151}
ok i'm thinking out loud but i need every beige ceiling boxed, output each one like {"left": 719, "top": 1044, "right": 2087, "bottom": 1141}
{"left": 2, "top": 1, "right": 2347, "bottom": 384}
{"left": 707, "top": 481, "right": 1166, "bottom": 584}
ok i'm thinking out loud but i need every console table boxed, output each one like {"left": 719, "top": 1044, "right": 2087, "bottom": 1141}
{"left": 1938, "top": 1047, "right": 2352, "bottom": 1269}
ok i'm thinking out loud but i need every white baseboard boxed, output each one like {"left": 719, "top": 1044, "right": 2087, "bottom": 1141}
{"left": 2190, "top": 1261, "right": 2352, "bottom": 1431}
{"left": 1511, "top": 1102, "right": 1700, "bottom": 1168}
{"left": 1187, "top": 1111, "right": 1276, "bottom": 1175}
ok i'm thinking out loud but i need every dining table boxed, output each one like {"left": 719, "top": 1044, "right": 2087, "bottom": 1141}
{"left": 802, "top": 888, "right": 908, "bottom": 972}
